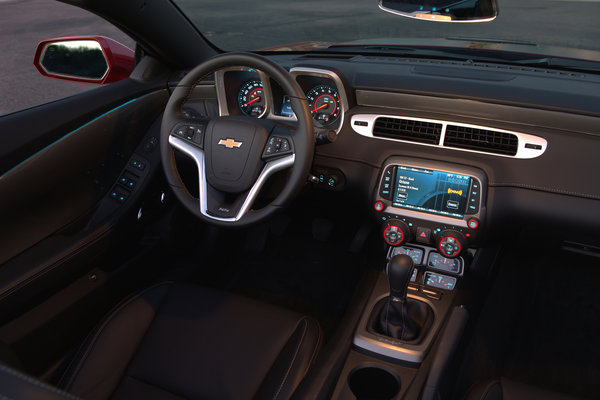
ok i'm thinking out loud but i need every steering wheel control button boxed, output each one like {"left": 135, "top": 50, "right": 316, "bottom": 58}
{"left": 263, "top": 136, "right": 292, "bottom": 158}
{"left": 468, "top": 218, "right": 479, "bottom": 229}
{"left": 172, "top": 124, "right": 205, "bottom": 147}
{"left": 374, "top": 201, "right": 384, "bottom": 212}
{"left": 415, "top": 227, "right": 432, "bottom": 244}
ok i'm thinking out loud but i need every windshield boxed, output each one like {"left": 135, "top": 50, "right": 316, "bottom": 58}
{"left": 173, "top": 0, "right": 600, "bottom": 62}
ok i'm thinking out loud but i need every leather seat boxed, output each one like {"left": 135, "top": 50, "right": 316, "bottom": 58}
{"left": 49, "top": 282, "right": 322, "bottom": 400}
{"left": 467, "top": 378, "right": 583, "bottom": 400}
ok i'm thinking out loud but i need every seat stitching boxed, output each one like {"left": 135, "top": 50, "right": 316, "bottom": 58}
{"left": 61, "top": 281, "right": 175, "bottom": 391}
{"left": 0, "top": 363, "right": 81, "bottom": 400}
{"left": 272, "top": 317, "right": 308, "bottom": 400}
{"left": 307, "top": 321, "right": 321, "bottom": 366}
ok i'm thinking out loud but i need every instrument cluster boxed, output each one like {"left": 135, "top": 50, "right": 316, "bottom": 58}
{"left": 215, "top": 67, "right": 348, "bottom": 134}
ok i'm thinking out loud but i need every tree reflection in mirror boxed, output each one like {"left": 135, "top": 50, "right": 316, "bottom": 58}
{"left": 40, "top": 40, "right": 108, "bottom": 81}
{"left": 379, "top": 0, "right": 498, "bottom": 22}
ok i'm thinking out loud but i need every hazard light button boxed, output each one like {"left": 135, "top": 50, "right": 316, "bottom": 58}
{"left": 416, "top": 227, "right": 432, "bottom": 244}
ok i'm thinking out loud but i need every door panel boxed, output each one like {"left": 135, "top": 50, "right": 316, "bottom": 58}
{"left": 0, "top": 74, "right": 168, "bottom": 314}
{"left": 0, "top": 91, "right": 167, "bottom": 265}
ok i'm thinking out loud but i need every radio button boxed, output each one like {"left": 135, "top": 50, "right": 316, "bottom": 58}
{"left": 379, "top": 166, "right": 395, "bottom": 200}
{"left": 466, "top": 179, "right": 481, "bottom": 214}
{"left": 467, "top": 218, "right": 479, "bottom": 229}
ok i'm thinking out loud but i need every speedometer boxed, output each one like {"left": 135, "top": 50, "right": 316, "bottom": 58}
{"left": 306, "top": 84, "right": 341, "bottom": 126}
{"left": 237, "top": 79, "right": 266, "bottom": 117}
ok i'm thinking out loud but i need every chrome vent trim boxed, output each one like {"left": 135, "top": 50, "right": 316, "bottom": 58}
{"left": 444, "top": 124, "right": 518, "bottom": 156}
{"left": 351, "top": 114, "right": 547, "bottom": 159}
{"left": 373, "top": 117, "right": 442, "bottom": 144}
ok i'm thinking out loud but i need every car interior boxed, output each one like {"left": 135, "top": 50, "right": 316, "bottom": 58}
{"left": 1, "top": 0, "right": 599, "bottom": 399}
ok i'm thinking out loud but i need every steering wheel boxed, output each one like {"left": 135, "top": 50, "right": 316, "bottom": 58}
{"left": 160, "top": 53, "right": 314, "bottom": 227}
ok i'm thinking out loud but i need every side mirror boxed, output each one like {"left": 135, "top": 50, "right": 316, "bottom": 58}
{"left": 33, "top": 36, "right": 135, "bottom": 84}
{"left": 379, "top": 0, "right": 498, "bottom": 22}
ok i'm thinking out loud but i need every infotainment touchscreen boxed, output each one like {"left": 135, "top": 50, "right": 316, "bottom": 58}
{"left": 392, "top": 166, "right": 471, "bottom": 218}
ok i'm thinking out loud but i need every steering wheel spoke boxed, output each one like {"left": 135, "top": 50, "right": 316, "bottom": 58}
{"left": 203, "top": 153, "right": 295, "bottom": 221}
{"left": 161, "top": 52, "right": 314, "bottom": 226}
{"left": 170, "top": 131, "right": 295, "bottom": 222}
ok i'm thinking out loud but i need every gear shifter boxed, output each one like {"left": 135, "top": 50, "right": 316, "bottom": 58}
{"left": 387, "top": 253, "right": 414, "bottom": 300}
{"left": 378, "top": 254, "right": 431, "bottom": 341}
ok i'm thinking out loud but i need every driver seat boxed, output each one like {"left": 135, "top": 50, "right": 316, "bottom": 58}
{"left": 4, "top": 282, "right": 322, "bottom": 400}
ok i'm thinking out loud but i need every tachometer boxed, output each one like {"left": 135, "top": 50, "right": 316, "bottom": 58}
{"left": 238, "top": 79, "right": 266, "bottom": 117}
{"left": 306, "top": 84, "right": 341, "bottom": 126}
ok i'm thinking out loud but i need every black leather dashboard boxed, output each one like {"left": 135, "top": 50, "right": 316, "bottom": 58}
{"left": 192, "top": 53, "right": 600, "bottom": 244}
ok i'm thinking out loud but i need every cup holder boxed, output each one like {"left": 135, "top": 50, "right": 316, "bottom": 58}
{"left": 348, "top": 366, "right": 400, "bottom": 399}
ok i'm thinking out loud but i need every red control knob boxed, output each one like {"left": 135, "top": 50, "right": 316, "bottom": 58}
{"left": 436, "top": 230, "right": 467, "bottom": 258}
{"left": 383, "top": 219, "right": 411, "bottom": 246}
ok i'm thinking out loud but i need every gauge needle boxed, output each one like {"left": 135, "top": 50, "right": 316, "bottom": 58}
{"left": 312, "top": 103, "right": 328, "bottom": 112}
{"left": 244, "top": 97, "right": 261, "bottom": 106}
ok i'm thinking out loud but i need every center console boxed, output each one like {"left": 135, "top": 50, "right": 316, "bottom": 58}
{"left": 375, "top": 156, "right": 486, "bottom": 258}
{"left": 331, "top": 157, "right": 487, "bottom": 399}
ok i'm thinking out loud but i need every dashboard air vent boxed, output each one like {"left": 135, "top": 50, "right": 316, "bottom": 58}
{"left": 373, "top": 117, "right": 442, "bottom": 144}
{"left": 444, "top": 125, "right": 518, "bottom": 156}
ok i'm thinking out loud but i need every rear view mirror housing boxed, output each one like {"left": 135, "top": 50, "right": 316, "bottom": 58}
{"left": 379, "top": 0, "right": 498, "bottom": 22}
{"left": 33, "top": 35, "right": 135, "bottom": 84}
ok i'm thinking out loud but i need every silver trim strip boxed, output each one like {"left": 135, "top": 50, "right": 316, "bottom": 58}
{"left": 351, "top": 114, "right": 547, "bottom": 159}
{"left": 168, "top": 135, "right": 295, "bottom": 222}
{"left": 214, "top": 67, "right": 349, "bottom": 135}
{"left": 288, "top": 67, "right": 349, "bottom": 134}
{"left": 376, "top": 157, "right": 487, "bottom": 228}
{"left": 353, "top": 273, "right": 440, "bottom": 363}
{"left": 214, "top": 67, "right": 272, "bottom": 118}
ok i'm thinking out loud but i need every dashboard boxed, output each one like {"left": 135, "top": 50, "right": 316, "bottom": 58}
{"left": 214, "top": 67, "right": 349, "bottom": 135}
{"left": 188, "top": 54, "right": 600, "bottom": 249}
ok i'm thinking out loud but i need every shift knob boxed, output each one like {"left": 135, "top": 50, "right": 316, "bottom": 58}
{"left": 387, "top": 254, "right": 415, "bottom": 300}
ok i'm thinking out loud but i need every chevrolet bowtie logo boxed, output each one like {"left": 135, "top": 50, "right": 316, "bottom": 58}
{"left": 218, "top": 138, "right": 243, "bottom": 149}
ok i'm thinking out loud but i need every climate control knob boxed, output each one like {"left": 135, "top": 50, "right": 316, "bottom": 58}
{"left": 436, "top": 230, "right": 467, "bottom": 258}
{"left": 383, "top": 219, "right": 411, "bottom": 246}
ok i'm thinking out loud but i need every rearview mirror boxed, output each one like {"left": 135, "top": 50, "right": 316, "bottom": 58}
{"left": 379, "top": 0, "right": 498, "bottom": 22}
{"left": 33, "top": 36, "right": 135, "bottom": 84}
